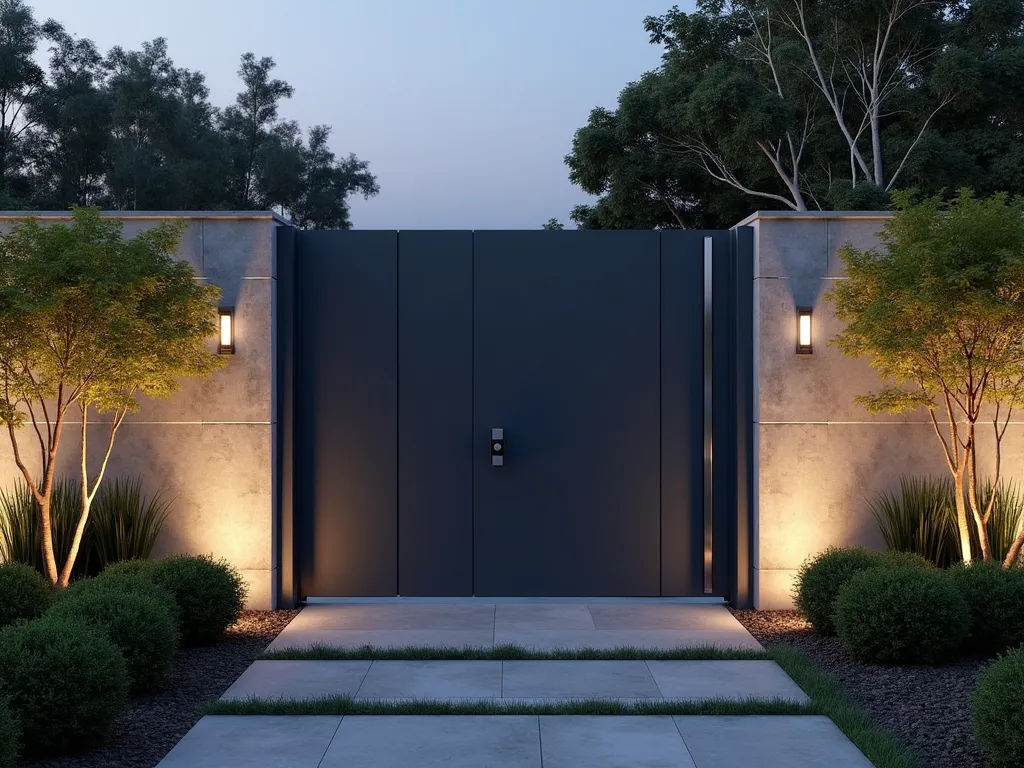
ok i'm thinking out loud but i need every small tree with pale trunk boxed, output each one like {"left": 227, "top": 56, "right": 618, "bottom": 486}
{"left": 0, "top": 207, "right": 224, "bottom": 587}
{"left": 829, "top": 190, "right": 1024, "bottom": 568}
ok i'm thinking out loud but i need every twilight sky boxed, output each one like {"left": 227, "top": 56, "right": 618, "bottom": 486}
{"left": 31, "top": 0, "right": 689, "bottom": 229}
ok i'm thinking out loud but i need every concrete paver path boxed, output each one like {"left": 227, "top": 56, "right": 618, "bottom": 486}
{"left": 157, "top": 715, "right": 874, "bottom": 767}
{"left": 267, "top": 601, "right": 762, "bottom": 651}
{"left": 156, "top": 602, "right": 875, "bottom": 768}
{"left": 221, "top": 659, "right": 809, "bottom": 703}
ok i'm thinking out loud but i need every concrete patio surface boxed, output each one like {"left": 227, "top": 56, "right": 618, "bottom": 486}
{"left": 156, "top": 715, "right": 874, "bottom": 767}
{"left": 265, "top": 602, "right": 763, "bottom": 651}
{"left": 221, "top": 659, "right": 809, "bottom": 703}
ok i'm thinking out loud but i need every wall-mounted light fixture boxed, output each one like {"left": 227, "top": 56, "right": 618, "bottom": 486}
{"left": 218, "top": 307, "right": 235, "bottom": 355}
{"left": 796, "top": 307, "right": 812, "bottom": 355}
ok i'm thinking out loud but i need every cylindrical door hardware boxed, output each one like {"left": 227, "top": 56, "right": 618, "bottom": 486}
{"left": 491, "top": 428, "right": 505, "bottom": 466}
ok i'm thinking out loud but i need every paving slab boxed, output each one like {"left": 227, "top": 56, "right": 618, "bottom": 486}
{"left": 320, "top": 715, "right": 542, "bottom": 767}
{"left": 493, "top": 628, "right": 763, "bottom": 651}
{"left": 646, "top": 661, "right": 810, "bottom": 703}
{"left": 494, "top": 603, "right": 596, "bottom": 630}
{"left": 356, "top": 660, "right": 502, "bottom": 699}
{"left": 220, "top": 660, "right": 370, "bottom": 701}
{"left": 502, "top": 660, "right": 662, "bottom": 699}
{"left": 285, "top": 603, "right": 496, "bottom": 630}
{"left": 540, "top": 716, "right": 696, "bottom": 768}
{"left": 265, "top": 628, "right": 495, "bottom": 652}
{"left": 588, "top": 604, "right": 740, "bottom": 631}
{"left": 674, "top": 716, "right": 873, "bottom": 767}
{"left": 155, "top": 716, "right": 340, "bottom": 768}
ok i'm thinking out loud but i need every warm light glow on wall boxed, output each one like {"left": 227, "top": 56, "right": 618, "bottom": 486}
{"left": 797, "top": 308, "right": 812, "bottom": 354}
{"left": 218, "top": 308, "right": 235, "bottom": 355}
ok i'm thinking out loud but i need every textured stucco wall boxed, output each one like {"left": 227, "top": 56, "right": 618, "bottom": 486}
{"left": 0, "top": 213, "right": 280, "bottom": 609}
{"left": 745, "top": 211, "right": 1024, "bottom": 608}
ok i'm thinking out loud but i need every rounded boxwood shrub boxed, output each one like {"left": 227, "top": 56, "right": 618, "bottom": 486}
{"left": 47, "top": 587, "right": 179, "bottom": 695}
{"left": 68, "top": 569, "right": 180, "bottom": 626}
{"left": 878, "top": 550, "right": 937, "bottom": 570}
{"left": 148, "top": 554, "right": 248, "bottom": 646}
{"left": 101, "top": 558, "right": 154, "bottom": 578}
{"left": 972, "top": 646, "right": 1024, "bottom": 767}
{"left": 948, "top": 561, "right": 1024, "bottom": 656}
{"left": 0, "top": 562, "right": 53, "bottom": 629}
{"left": 0, "top": 696, "right": 19, "bottom": 768}
{"left": 834, "top": 565, "right": 970, "bottom": 664}
{"left": 0, "top": 613, "right": 128, "bottom": 755}
{"left": 793, "top": 546, "right": 881, "bottom": 635}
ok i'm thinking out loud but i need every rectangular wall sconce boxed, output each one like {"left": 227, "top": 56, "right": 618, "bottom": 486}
{"left": 796, "top": 307, "right": 812, "bottom": 355}
{"left": 218, "top": 307, "right": 235, "bottom": 355}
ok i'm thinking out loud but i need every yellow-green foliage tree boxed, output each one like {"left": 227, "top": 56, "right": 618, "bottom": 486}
{"left": 0, "top": 207, "right": 224, "bottom": 586}
{"left": 829, "top": 190, "right": 1024, "bottom": 567}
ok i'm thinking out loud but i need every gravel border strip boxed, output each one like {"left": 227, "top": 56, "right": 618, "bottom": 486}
{"left": 733, "top": 609, "right": 990, "bottom": 768}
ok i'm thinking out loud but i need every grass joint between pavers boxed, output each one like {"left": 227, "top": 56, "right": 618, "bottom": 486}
{"left": 204, "top": 695, "right": 814, "bottom": 717}
{"left": 242, "top": 641, "right": 921, "bottom": 768}
{"left": 259, "top": 643, "right": 770, "bottom": 662}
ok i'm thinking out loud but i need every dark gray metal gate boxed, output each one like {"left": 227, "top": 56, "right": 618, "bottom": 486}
{"left": 275, "top": 228, "right": 753, "bottom": 606}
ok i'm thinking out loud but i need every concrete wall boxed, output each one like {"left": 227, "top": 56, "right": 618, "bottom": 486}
{"left": 743, "top": 211, "right": 1024, "bottom": 609}
{"left": 0, "top": 212, "right": 282, "bottom": 609}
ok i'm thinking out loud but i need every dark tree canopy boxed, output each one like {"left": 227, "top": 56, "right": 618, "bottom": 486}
{"left": 567, "top": 0, "right": 1024, "bottom": 229}
{"left": 0, "top": 1, "right": 378, "bottom": 228}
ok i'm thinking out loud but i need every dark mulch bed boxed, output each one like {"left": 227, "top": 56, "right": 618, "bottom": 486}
{"left": 19, "top": 610, "right": 301, "bottom": 768}
{"left": 732, "top": 609, "right": 991, "bottom": 768}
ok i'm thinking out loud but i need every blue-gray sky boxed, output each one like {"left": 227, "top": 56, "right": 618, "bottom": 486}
{"left": 31, "top": 0, "right": 689, "bottom": 228}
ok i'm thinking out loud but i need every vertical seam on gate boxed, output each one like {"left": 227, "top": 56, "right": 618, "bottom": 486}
{"left": 703, "top": 236, "right": 714, "bottom": 595}
{"left": 471, "top": 231, "right": 476, "bottom": 597}
{"left": 396, "top": 232, "right": 401, "bottom": 596}
{"left": 658, "top": 233, "right": 663, "bottom": 598}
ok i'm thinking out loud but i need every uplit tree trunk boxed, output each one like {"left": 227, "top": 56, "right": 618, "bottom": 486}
{"left": 60, "top": 401, "right": 127, "bottom": 587}
{"left": 953, "top": 467, "right": 973, "bottom": 564}
{"left": 1006, "top": 528, "right": 1024, "bottom": 568}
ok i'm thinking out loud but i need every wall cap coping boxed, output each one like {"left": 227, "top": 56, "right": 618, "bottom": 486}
{"left": 732, "top": 210, "right": 894, "bottom": 227}
{"left": 0, "top": 210, "right": 292, "bottom": 225}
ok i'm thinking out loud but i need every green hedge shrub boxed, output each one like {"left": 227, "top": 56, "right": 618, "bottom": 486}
{"left": 0, "top": 696, "right": 19, "bottom": 768}
{"left": 972, "top": 646, "right": 1024, "bottom": 767}
{"left": 793, "top": 547, "right": 880, "bottom": 635}
{"left": 101, "top": 558, "right": 155, "bottom": 578}
{"left": 47, "top": 587, "right": 179, "bottom": 695}
{"left": 947, "top": 561, "right": 1024, "bottom": 656}
{"left": 0, "top": 562, "right": 53, "bottom": 629}
{"left": 82, "top": 565, "right": 180, "bottom": 625}
{"left": 834, "top": 566, "right": 970, "bottom": 664}
{"left": 878, "top": 550, "right": 938, "bottom": 570}
{"left": 0, "top": 613, "right": 128, "bottom": 755}
{"left": 149, "top": 555, "right": 247, "bottom": 646}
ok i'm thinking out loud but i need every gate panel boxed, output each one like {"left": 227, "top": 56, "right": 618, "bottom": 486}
{"left": 295, "top": 231, "right": 398, "bottom": 597}
{"left": 660, "top": 231, "right": 706, "bottom": 596}
{"left": 397, "top": 231, "right": 474, "bottom": 595}
{"left": 472, "top": 231, "right": 662, "bottom": 596}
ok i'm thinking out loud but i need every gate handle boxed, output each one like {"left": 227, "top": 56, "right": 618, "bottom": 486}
{"left": 491, "top": 428, "right": 504, "bottom": 466}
